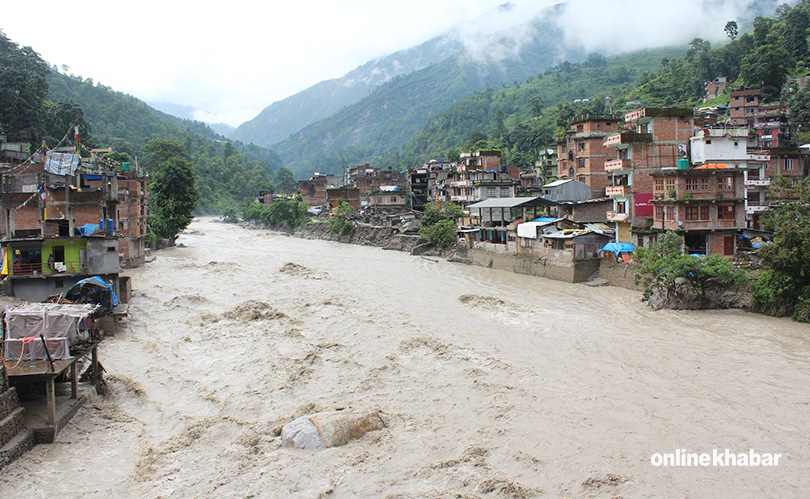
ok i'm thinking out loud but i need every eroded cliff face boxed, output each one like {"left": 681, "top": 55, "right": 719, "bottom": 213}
{"left": 646, "top": 278, "right": 753, "bottom": 311}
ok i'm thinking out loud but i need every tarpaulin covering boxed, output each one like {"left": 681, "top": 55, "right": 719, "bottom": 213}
{"left": 65, "top": 276, "right": 118, "bottom": 314}
{"left": 5, "top": 303, "right": 98, "bottom": 345}
{"left": 44, "top": 151, "right": 81, "bottom": 176}
{"left": 77, "top": 223, "right": 98, "bottom": 236}
{"left": 599, "top": 242, "right": 636, "bottom": 256}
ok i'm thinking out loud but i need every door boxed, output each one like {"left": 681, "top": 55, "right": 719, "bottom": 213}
{"left": 723, "top": 234, "right": 734, "bottom": 256}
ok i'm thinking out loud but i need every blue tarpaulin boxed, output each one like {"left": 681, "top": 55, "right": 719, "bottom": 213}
{"left": 77, "top": 223, "right": 97, "bottom": 236}
{"left": 599, "top": 242, "right": 636, "bottom": 256}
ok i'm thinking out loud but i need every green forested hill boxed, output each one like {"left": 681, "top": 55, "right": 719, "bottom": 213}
{"left": 404, "top": 47, "right": 686, "bottom": 164}
{"left": 44, "top": 71, "right": 283, "bottom": 213}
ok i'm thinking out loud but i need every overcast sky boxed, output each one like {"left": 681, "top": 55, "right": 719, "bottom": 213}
{"left": 2, "top": 1, "right": 761, "bottom": 128}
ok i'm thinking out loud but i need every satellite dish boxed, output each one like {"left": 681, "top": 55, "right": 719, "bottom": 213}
{"left": 676, "top": 220, "right": 684, "bottom": 227}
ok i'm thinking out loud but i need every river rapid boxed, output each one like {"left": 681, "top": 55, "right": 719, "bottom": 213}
{"left": 1, "top": 217, "right": 809, "bottom": 498}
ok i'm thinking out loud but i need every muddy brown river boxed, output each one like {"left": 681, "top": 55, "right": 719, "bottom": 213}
{"left": 1, "top": 217, "right": 809, "bottom": 497}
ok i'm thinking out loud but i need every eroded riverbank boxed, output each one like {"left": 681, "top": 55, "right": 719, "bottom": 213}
{"left": 1, "top": 217, "right": 808, "bottom": 497}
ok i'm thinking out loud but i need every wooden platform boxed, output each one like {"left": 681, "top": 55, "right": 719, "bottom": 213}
{"left": 6, "top": 343, "right": 100, "bottom": 440}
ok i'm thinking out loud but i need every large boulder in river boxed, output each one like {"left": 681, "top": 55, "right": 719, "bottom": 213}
{"left": 281, "top": 409, "right": 385, "bottom": 449}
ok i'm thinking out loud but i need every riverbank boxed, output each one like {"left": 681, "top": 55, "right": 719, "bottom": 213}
{"left": 2, "top": 218, "right": 807, "bottom": 497}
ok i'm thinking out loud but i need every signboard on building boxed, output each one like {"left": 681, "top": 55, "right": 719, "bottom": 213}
{"left": 634, "top": 193, "right": 654, "bottom": 217}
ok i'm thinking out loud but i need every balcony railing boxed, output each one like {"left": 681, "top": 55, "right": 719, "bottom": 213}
{"left": 745, "top": 178, "right": 770, "bottom": 187}
{"left": 604, "top": 159, "right": 631, "bottom": 172}
{"left": 450, "top": 195, "right": 468, "bottom": 202}
{"left": 747, "top": 151, "right": 771, "bottom": 161}
{"left": 604, "top": 131, "right": 652, "bottom": 147}
{"left": 9, "top": 259, "right": 87, "bottom": 277}
{"left": 449, "top": 180, "right": 472, "bottom": 188}
{"left": 606, "top": 210, "right": 628, "bottom": 222}
{"left": 606, "top": 185, "right": 629, "bottom": 197}
{"left": 746, "top": 205, "right": 770, "bottom": 214}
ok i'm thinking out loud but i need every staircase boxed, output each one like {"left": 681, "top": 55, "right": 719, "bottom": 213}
{"left": 0, "top": 385, "right": 35, "bottom": 471}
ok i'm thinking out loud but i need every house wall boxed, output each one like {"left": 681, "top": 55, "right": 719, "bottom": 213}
{"left": 467, "top": 248, "right": 600, "bottom": 283}
{"left": 11, "top": 272, "right": 118, "bottom": 302}
{"left": 86, "top": 239, "right": 120, "bottom": 274}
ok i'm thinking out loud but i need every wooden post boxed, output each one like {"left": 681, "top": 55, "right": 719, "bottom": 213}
{"left": 71, "top": 361, "right": 78, "bottom": 399}
{"left": 46, "top": 376, "right": 56, "bottom": 427}
{"left": 92, "top": 345, "right": 98, "bottom": 374}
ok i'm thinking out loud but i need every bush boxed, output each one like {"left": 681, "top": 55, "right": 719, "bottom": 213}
{"left": 635, "top": 231, "right": 748, "bottom": 303}
{"left": 222, "top": 207, "right": 239, "bottom": 223}
{"left": 243, "top": 203, "right": 264, "bottom": 222}
{"left": 328, "top": 201, "right": 355, "bottom": 235}
{"left": 420, "top": 219, "right": 458, "bottom": 247}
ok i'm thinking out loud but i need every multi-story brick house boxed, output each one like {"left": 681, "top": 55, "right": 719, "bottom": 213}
{"left": 297, "top": 174, "right": 343, "bottom": 207}
{"left": 603, "top": 107, "right": 694, "bottom": 246}
{"left": 446, "top": 151, "right": 515, "bottom": 210}
{"left": 689, "top": 124, "right": 772, "bottom": 230}
{"left": 729, "top": 87, "right": 762, "bottom": 127}
{"left": 556, "top": 114, "right": 620, "bottom": 198}
{"left": 650, "top": 164, "right": 747, "bottom": 256}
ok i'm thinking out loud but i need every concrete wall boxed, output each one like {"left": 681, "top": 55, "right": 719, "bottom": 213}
{"left": 11, "top": 273, "right": 118, "bottom": 302}
{"left": 467, "top": 248, "right": 601, "bottom": 283}
{"left": 87, "top": 239, "right": 120, "bottom": 274}
{"left": 597, "top": 261, "right": 643, "bottom": 291}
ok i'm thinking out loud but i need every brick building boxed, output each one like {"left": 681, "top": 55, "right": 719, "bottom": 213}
{"left": 604, "top": 107, "right": 694, "bottom": 245}
{"left": 650, "top": 164, "right": 747, "bottom": 256}
{"left": 556, "top": 114, "right": 620, "bottom": 198}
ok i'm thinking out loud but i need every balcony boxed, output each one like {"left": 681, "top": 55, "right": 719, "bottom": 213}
{"left": 450, "top": 195, "right": 468, "bottom": 202}
{"left": 450, "top": 180, "right": 472, "bottom": 188}
{"left": 604, "top": 159, "right": 631, "bottom": 172}
{"left": 606, "top": 210, "right": 628, "bottom": 222}
{"left": 604, "top": 131, "right": 652, "bottom": 147}
{"left": 746, "top": 205, "right": 770, "bottom": 214}
{"left": 745, "top": 178, "right": 770, "bottom": 187}
{"left": 747, "top": 151, "right": 771, "bottom": 162}
{"left": 606, "top": 185, "right": 630, "bottom": 197}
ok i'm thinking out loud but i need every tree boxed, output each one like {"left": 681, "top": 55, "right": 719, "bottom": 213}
{"left": 148, "top": 156, "right": 199, "bottom": 242}
{"left": 420, "top": 219, "right": 458, "bottom": 247}
{"left": 275, "top": 167, "right": 296, "bottom": 194}
{"left": 784, "top": 7, "right": 810, "bottom": 61}
{"left": 634, "top": 231, "right": 747, "bottom": 304}
{"left": 0, "top": 30, "right": 50, "bottom": 138}
{"left": 724, "top": 21, "right": 739, "bottom": 41}
{"left": 741, "top": 43, "right": 791, "bottom": 101}
{"left": 752, "top": 176, "right": 810, "bottom": 322}
{"left": 788, "top": 83, "right": 810, "bottom": 130}
{"left": 328, "top": 201, "right": 354, "bottom": 235}
{"left": 142, "top": 138, "right": 188, "bottom": 171}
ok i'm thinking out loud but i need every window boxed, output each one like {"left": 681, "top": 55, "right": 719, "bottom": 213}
{"left": 578, "top": 175, "right": 586, "bottom": 183}
{"left": 568, "top": 167, "right": 574, "bottom": 178}
{"left": 786, "top": 158, "right": 795, "bottom": 171}
{"left": 578, "top": 158, "right": 586, "bottom": 168}
{"left": 616, "top": 201, "right": 627, "bottom": 214}
{"left": 576, "top": 125, "right": 584, "bottom": 133}
{"left": 487, "top": 187, "right": 496, "bottom": 197}
{"left": 500, "top": 187, "right": 509, "bottom": 197}
{"left": 719, "top": 176, "right": 733, "bottom": 191}
{"left": 666, "top": 206, "right": 675, "bottom": 220}
{"left": 391, "top": 196, "right": 397, "bottom": 203}
{"left": 685, "top": 178, "right": 699, "bottom": 191}
{"left": 654, "top": 178, "right": 664, "bottom": 192}
{"left": 578, "top": 142, "right": 585, "bottom": 152}
{"left": 685, "top": 206, "right": 709, "bottom": 221}
{"left": 718, "top": 204, "right": 735, "bottom": 219}
{"left": 665, "top": 177, "right": 676, "bottom": 191}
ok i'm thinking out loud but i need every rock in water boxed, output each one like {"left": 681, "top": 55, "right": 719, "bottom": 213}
{"left": 281, "top": 409, "right": 384, "bottom": 449}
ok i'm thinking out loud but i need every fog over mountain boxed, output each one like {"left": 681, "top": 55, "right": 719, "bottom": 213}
{"left": 231, "top": 0, "right": 783, "bottom": 155}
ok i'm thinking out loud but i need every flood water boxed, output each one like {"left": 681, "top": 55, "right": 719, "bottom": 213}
{"left": 1, "top": 217, "right": 809, "bottom": 498}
